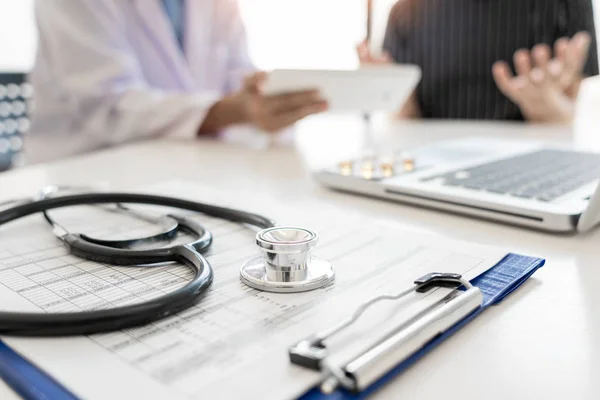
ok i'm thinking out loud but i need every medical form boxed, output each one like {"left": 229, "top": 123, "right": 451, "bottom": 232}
{"left": 0, "top": 181, "right": 509, "bottom": 400}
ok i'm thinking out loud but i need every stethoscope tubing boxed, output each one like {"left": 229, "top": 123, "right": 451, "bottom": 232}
{"left": 0, "top": 193, "right": 276, "bottom": 337}
{"left": 0, "top": 193, "right": 276, "bottom": 229}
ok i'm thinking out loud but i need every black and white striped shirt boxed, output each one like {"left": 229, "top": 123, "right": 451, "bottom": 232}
{"left": 383, "top": 0, "right": 600, "bottom": 120}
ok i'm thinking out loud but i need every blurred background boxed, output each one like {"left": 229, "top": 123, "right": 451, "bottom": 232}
{"left": 1, "top": 0, "right": 600, "bottom": 171}
{"left": 2, "top": 0, "right": 600, "bottom": 71}
{"left": 0, "top": 0, "right": 399, "bottom": 170}
{"left": 0, "top": 0, "right": 417, "bottom": 71}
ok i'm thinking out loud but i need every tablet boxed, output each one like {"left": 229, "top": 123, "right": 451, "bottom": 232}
{"left": 263, "top": 65, "right": 422, "bottom": 112}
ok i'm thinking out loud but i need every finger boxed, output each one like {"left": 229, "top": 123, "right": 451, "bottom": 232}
{"left": 264, "top": 102, "right": 328, "bottom": 133}
{"left": 244, "top": 71, "right": 267, "bottom": 93}
{"left": 492, "top": 61, "right": 523, "bottom": 102}
{"left": 263, "top": 90, "right": 324, "bottom": 112}
{"left": 513, "top": 49, "right": 532, "bottom": 76}
{"left": 554, "top": 37, "right": 569, "bottom": 61}
{"left": 380, "top": 51, "right": 392, "bottom": 63}
{"left": 244, "top": 71, "right": 267, "bottom": 87}
{"left": 531, "top": 43, "right": 551, "bottom": 70}
{"left": 563, "top": 31, "right": 592, "bottom": 81}
{"left": 356, "top": 41, "right": 372, "bottom": 63}
{"left": 273, "top": 93, "right": 325, "bottom": 114}
{"left": 548, "top": 38, "right": 571, "bottom": 87}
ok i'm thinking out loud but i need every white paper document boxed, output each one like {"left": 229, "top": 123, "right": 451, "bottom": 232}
{"left": 0, "top": 181, "right": 508, "bottom": 400}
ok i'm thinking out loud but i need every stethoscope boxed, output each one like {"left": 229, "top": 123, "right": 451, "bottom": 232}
{"left": 0, "top": 187, "right": 334, "bottom": 337}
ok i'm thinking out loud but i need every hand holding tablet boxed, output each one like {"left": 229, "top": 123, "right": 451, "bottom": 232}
{"left": 263, "top": 65, "right": 422, "bottom": 113}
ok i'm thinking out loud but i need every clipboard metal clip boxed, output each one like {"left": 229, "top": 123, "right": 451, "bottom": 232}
{"left": 289, "top": 273, "right": 483, "bottom": 394}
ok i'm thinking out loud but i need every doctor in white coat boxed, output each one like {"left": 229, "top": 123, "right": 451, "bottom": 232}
{"left": 27, "top": 0, "right": 327, "bottom": 163}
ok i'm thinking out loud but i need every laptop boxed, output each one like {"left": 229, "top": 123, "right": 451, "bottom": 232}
{"left": 314, "top": 137, "right": 600, "bottom": 233}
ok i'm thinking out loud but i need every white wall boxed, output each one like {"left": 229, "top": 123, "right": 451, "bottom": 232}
{"left": 238, "top": 0, "right": 366, "bottom": 69}
{"left": 0, "top": 0, "right": 599, "bottom": 71}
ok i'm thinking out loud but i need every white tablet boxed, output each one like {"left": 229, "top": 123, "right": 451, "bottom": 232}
{"left": 262, "top": 65, "right": 422, "bottom": 112}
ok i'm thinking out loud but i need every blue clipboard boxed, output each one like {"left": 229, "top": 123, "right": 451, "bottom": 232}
{"left": 299, "top": 253, "right": 545, "bottom": 399}
{"left": 0, "top": 253, "right": 544, "bottom": 400}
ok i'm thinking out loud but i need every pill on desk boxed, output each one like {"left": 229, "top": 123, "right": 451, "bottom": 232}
{"left": 0, "top": 139, "right": 9, "bottom": 153}
{"left": 361, "top": 162, "right": 375, "bottom": 179}
{"left": 361, "top": 161, "right": 374, "bottom": 172}
{"left": 4, "top": 120, "right": 17, "bottom": 134}
{"left": 362, "top": 170, "right": 374, "bottom": 180}
{"left": 18, "top": 118, "right": 30, "bottom": 133}
{"left": 0, "top": 102, "right": 10, "bottom": 117}
{"left": 11, "top": 101, "right": 26, "bottom": 116}
{"left": 381, "top": 162, "right": 394, "bottom": 177}
{"left": 338, "top": 161, "right": 353, "bottom": 176}
{"left": 20, "top": 83, "right": 33, "bottom": 99}
{"left": 9, "top": 136, "right": 23, "bottom": 151}
{"left": 6, "top": 84, "right": 20, "bottom": 100}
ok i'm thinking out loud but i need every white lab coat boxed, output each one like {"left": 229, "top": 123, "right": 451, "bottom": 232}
{"left": 27, "top": 0, "right": 255, "bottom": 163}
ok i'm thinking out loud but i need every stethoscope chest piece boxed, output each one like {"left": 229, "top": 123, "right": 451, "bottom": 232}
{"left": 240, "top": 227, "right": 334, "bottom": 293}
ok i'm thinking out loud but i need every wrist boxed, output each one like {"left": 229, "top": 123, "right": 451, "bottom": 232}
{"left": 220, "top": 93, "right": 251, "bottom": 125}
{"left": 198, "top": 94, "right": 250, "bottom": 135}
{"left": 524, "top": 105, "right": 574, "bottom": 124}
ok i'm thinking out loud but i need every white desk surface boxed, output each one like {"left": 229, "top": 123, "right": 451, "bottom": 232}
{"left": 1, "top": 116, "right": 599, "bottom": 400}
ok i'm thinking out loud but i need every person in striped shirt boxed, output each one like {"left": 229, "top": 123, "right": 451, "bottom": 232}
{"left": 359, "top": 0, "right": 599, "bottom": 123}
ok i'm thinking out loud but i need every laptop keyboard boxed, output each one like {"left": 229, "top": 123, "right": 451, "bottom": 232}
{"left": 421, "top": 149, "right": 600, "bottom": 202}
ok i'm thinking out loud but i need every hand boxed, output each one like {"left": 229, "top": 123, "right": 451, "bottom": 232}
{"left": 199, "top": 72, "right": 328, "bottom": 134}
{"left": 356, "top": 40, "right": 392, "bottom": 65}
{"left": 241, "top": 72, "right": 328, "bottom": 133}
{"left": 492, "top": 31, "right": 592, "bottom": 123}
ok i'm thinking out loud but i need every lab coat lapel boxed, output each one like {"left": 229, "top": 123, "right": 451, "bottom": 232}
{"left": 132, "top": 0, "right": 195, "bottom": 90}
